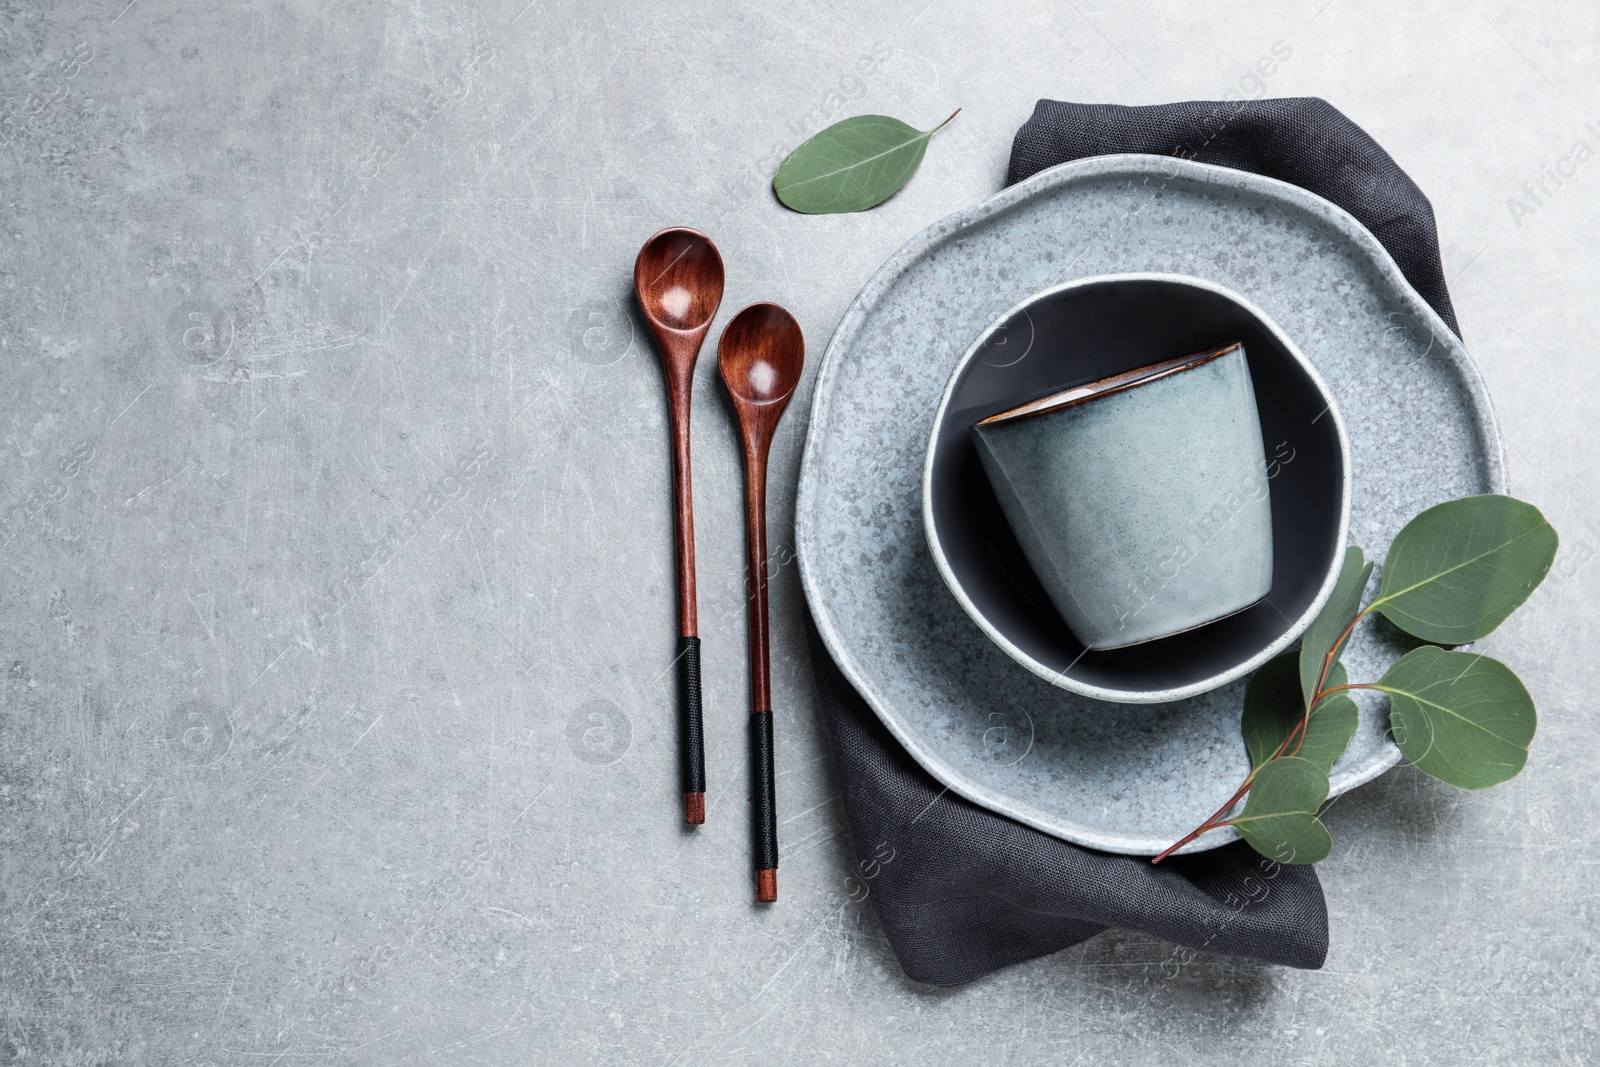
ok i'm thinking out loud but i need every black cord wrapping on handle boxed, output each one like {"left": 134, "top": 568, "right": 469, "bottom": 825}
{"left": 678, "top": 636, "right": 705, "bottom": 795}
{"left": 750, "top": 709, "right": 778, "bottom": 871}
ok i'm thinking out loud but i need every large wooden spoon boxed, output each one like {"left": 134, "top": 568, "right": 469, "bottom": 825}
{"left": 634, "top": 227, "right": 724, "bottom": 826}
{"left": 717, "top": 303, "right": 805, "bottom": 903}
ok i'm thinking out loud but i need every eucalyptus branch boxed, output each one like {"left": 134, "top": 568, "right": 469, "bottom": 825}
{"left": 1152, "top": 609, "right": 1352, "bottom": 864}
{"left": 1150, "top": 495, "right": 1557, "bottom": 867}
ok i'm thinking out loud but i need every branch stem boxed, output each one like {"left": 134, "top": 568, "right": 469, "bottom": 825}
{"left": 1151, "top": 605, "right": 1375, "bottom": 864}
{"left": 1318, "top": 682, "right": 1377, "bottom": 697}
{"left": 1313, "top": 604, "right": 1374, "bottom": 698}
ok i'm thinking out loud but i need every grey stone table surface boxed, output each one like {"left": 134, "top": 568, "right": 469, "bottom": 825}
{"left": 1, "top": 0, "right": 1595, "bottom": 1063}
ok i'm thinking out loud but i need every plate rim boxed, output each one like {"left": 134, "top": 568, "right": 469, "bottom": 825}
{"left": 794, "top": 153, "right": 1506, "bottom": 855}
{"left": 920, "top": 271, "right": 1355, "bottom": 704}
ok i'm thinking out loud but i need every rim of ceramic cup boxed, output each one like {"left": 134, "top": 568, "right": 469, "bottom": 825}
{"left": 922, "top": 272, "right": 1354, "bottom": 705}
{"left": 977, "top": 341, "right": 1242, "bottom": 426}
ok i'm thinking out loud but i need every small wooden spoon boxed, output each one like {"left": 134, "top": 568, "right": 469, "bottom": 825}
{"left": 634, "top": 227, "right": 725, "bottom": 826}
{"left": 717, "top": 303, "right": 805, "bottom": 903}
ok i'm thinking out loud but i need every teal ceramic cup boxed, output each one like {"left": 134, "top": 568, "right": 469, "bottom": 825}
{"left": 972, "top": 343, "right": 1274, "bottom": 650}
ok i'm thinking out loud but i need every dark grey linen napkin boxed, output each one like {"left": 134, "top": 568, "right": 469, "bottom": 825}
{"left": 807, "top": 97, "right": 1462, "bottom": 988}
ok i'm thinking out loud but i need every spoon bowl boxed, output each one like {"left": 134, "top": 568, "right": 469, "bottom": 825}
{"left": 635, "top": 229, "right": 725, "bottom": 334}
{"left": 719, "top": 304, "right": 805, "bottom": 407}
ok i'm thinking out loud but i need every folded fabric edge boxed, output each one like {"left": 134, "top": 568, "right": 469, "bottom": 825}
{"left": 1003, "top": 96, "right": 1461, "bottom": 338}
{"left": 803, "top": 613, "right": 1329, "bottom": 988}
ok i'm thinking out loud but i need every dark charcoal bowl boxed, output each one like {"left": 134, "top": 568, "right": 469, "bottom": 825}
{"left": 921, "top": 274, "right": 1352, "bottom": 704}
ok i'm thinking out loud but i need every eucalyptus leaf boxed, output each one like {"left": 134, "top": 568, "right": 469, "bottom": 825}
{"left": 1243, "top": 653, "right": 1359, "bottom": 774}
{"left": 1227, "top": 756, "right": 1332, "bottom": 864}
{"left": 1375, "top": 645, "right": 1536, "bottom": 789}
{"left": 773, "top": 110, "right": 959, "bottom": 214}
{"left": 1371, "top": 495, "right": 1558, "bottom": 644}
{"left": 1299, "top": 546, "right": 1373, "bottom": 708}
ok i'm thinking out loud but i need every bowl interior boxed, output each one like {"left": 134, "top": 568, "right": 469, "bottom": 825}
{"left": 926, "top": 276, "right": 1346, "bottom": 697}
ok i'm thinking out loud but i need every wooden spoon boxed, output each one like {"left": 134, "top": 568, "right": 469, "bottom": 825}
{"left": 634, "top": 227, "right": 725, "bottom": 826}
{"left": 717, "top": 303, "right": 805, "bottom": 903}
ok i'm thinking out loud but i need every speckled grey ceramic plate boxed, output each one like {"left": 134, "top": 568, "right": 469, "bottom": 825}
{"left": 794, "top": 155, "right": 1504, "bottom": 856}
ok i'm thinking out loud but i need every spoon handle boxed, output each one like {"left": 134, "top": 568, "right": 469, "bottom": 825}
{"left": 664, "top": 360, "right": 707, "bottom": 825}
{"left": 739, "top": 436, "right": 779, "bottom": 902}
{"left": 677, "top": 636, "right": 705, "bottom": 824}
{"left": 751, "top": 707, "right": 777, "bottom": 902}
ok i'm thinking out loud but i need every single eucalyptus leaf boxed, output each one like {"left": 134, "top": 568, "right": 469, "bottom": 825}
{"left": 1228, "top": 756, "right": 1332, "bottom": 864}
{"left": 1243, "top": 653, "right": 1299, "bottom": 768}
{"left": 1302, "top": 683, "right": 1360, "bottom": 773}
{"left": 1235, "top": 811, "right": 1332, "bottom": 865}
{"left": 1243, "top": 653, "right": 1358, "bottom": 774}
{"left": 1377, "top": 646, "right": 1536, "bottom": 789}
{"left": 773, "top": 110, "right": 959, "bottom": 214}
{"left": 1299, "top": 546, "right": 1373, "bottom": 708}
{"left": 1373, "top": 495, "right": 1558, "bottom": 644}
